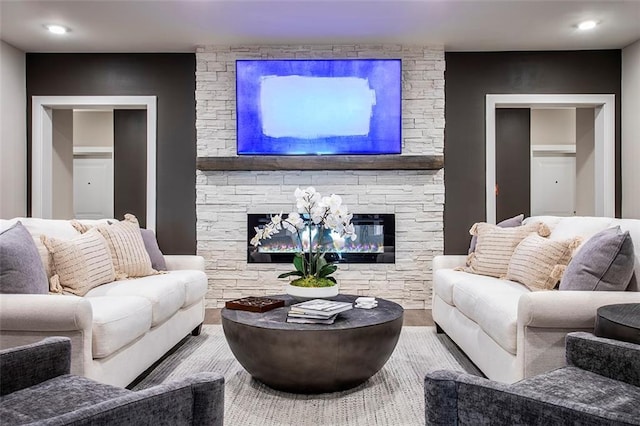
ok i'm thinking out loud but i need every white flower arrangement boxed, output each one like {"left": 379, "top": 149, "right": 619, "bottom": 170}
{"left": 250, "top": 187, "right": 357, "bottom": 287}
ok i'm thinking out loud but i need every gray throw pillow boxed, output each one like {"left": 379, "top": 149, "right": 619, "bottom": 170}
{"left": 626, "top": 272, "right": 638, "bottom": 292}
{"left": 559, "top": 226, "right": 635, "bottom": 291}
{"left": 468, "top": 213, "right": 524, "bottom": 254}
{"left": 0, "top": 222, "right": 49, "bottom": 294}
{"left": 140, "top": 228, "right": 167, "bottom": 271}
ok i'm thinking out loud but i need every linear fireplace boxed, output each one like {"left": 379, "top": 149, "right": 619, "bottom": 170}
{"left": 247, "top": 214, "right": 395, "bottom": 264}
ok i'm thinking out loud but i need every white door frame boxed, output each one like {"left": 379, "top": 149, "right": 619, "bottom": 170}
{"left": 32, "top": 96, "right": 157, "bottom": 231}
{"left": 485, "top": 94, "right": 615, "bottom": 224}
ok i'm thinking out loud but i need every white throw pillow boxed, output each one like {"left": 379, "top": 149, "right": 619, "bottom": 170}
{"left": 42, "top": 228, "right": 115, "bottom": 295}
{"left": 95, "top": 214, "right": 156, "bottom": 278}
{"left": 506, "top": 234, "right": 580, "bottom": 291}
{"left": 461, "top": 221, "right": 550, "bottom": 278}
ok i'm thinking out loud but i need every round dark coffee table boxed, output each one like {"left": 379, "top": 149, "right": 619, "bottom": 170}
{"left": 594, "top": 303, "right": 640, "bottom": 344}
{"left": 221, "top": 294, "right": 403, "bottom": 394}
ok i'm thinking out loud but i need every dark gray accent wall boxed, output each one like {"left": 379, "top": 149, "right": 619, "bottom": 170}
{"left": 26, "top": 53, "right": 196, "bottom": 254}
{"left": 444, "top": 50, "right": 621, "bottom": 254}
{"left": 114, "top": 109, "right": 147, "bottom": 227}
{"left": 496, "top": 108, "right": 531, "bottom": 221}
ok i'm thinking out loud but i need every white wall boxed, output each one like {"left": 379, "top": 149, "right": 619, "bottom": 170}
{"left": 530, "top": 109, "right": 576, "bottom": 146}
{"left": 73, "top": 110, "right": 113, "bottom": 147}
{"left": 196, "top": 45, "right": 445, "bottom": 309}
{"left": 0, "top": 41, "right": 26, "bottom": 218}
{"left": 622, "top": 39, "right": 640, "bottom": 218}
{"left": 52, "top": 110, "right": 74, "bottom": 219}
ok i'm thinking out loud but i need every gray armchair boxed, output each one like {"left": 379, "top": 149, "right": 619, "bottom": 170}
{"left": 0, "top": 337, "right": 224, "bottom": 425}
{"left": 425, "top": 332, "right": 640, "bottom": 425}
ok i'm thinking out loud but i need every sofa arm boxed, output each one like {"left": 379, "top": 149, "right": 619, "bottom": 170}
{"left": 566, "top": 332, "right": 640, "bottom": 387}
{"left": 182, "top": 372, "right": 225, "bottom": 426}
{"left": 46, "top": 372, "right": 225, "bottom": 426}
{"left": 0, "top": 337, "right": 71, "bottom": 396}
{"left": 425, "top": 370, "right": 515, "bottom": 425}
{"left": 0, "top": 294, "right": 93, "bottom": 332}
{"left": 163, "top": 255, "right": 205, "bottom": 272}
{"left": 424, "top": 369, "right": 634, "bottom": 425}
{"left": 0, "top": 294, "right": 94, "bottom": 377}
{"left": 433, "top": 255, "right": 467, "bottom": 272}
{"left": 425, "top": 370, "right": 467, "bottom": 425}
{"left": 518, "top": 291, "right": 640, "bottom": 329}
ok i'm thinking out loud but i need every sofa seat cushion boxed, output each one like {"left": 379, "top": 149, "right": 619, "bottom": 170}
{"left": 451, "top": 275, "right": 530, "bottom": 354}
{"left": 435, "top": 269, "right": 510, "bottom": 306}
{"left": 85, "top": 276, "right": 186, "bottom": 327}
{"left": 0, "top": 374, "right": 130, "bottom": 424}
{"left": 86, "top": 296, "right": 152, "bottom": 359}
{"left": 164, "top": 270, "right": 208, "bottom": 308}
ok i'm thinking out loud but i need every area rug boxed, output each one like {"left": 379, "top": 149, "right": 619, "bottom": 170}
{"left": 133, "top": 325, "right": 481, "bottom": 426}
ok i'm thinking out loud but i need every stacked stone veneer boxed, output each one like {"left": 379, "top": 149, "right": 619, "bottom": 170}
{"left": 196, "top": 45, "right": 445, "bottom": 309}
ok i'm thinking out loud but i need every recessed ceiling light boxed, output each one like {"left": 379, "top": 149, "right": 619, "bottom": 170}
{"left": 45, "top": 24, "right": 69, "bottom": 35}
{"left": 577, "top": 20, "right": 598, "bottom": 31}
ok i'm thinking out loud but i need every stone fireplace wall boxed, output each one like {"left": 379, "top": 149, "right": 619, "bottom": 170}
{"left": 196, "top": 45, "right": 445, "bottom": 309}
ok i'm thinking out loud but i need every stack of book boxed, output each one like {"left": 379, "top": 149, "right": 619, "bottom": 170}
{"left": 286, "top": 299, "right": 353, "bottom": 324}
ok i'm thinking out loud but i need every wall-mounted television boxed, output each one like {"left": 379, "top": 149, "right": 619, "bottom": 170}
{"left": 236, "top": 59, "right": 401, "bottom": 155}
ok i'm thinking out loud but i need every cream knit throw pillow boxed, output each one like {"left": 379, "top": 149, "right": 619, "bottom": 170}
{"left": 505, "top": 234, "right": 581, "bottom": 291}
{"left": 96, "top": 214, "right": 156, "bottom": 278}
{"left": 461, "top": 221, "right": 550, "bottom": 278}
{"left": 42, "top": 229, "right": 115, "bottom": 296}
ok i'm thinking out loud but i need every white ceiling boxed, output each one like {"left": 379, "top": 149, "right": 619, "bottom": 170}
{"left": 1, "top": 0, "right": 639, "bottom": 53}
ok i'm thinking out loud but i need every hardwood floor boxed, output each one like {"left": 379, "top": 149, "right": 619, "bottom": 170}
{"left": 403, "top": 309, "right": 434, "bottom": 326}
{"left": 205, "top": 308, "right": 433, "bottom": 326}
{"left": 204, "top": 308, "right": 222, "bottom": 325}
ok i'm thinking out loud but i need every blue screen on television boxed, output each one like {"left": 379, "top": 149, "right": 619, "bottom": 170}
{"left": 236, "top": 59, "right": 402, "bottom": 155}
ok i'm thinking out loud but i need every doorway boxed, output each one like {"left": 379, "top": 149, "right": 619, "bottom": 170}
{"left": 486, "top": 94, "right": 615, "bottom": 224}
{"left": 529, "top": 108, "right": 596, "bottom": 217}
{"left": 71, "top": 110, "right": 114, "bottom": 219}
{"left": 31, "top": 96, "right": 157, "bottom": 230}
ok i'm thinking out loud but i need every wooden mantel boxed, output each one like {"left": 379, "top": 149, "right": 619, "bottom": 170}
{"left": 196, "top": 155, "right": 444, "bottom": 171}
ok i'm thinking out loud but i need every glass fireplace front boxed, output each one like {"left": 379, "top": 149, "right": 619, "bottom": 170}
{"left": 247, "top": 213, "right": 395, "bottom": 264}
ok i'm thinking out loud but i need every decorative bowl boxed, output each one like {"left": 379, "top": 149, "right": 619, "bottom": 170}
{"left": 286, "top": 283, "right": 339, "bottom": 300}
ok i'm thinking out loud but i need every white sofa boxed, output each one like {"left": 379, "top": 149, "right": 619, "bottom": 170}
{"left": 0, "top": 218, "right": 208, "bottom": 388}
{"left": 432, "top": 216, "right": 640, "bottom": 384}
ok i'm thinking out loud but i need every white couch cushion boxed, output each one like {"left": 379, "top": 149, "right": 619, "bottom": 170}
{"left": 435, "top": 269, "right": 475, "bottom": 305}
{"left": 616, "top": 219, "right": 640, "bottom": 278}
{"left": 435, "top": 269, "right": 514, "bottom": 305}
{"left": 163, "top": 270, "right": 208, "bottom": 308}
{"left": 87, "top": 296, "right": 152, "bottom": 359}
{"left": 527, "top": 215, "right": 615, "bottom": 247}
{"left": 451, "top": 275, "right": 530, "bottom": 355}
{"left": 85, "top": 275, "right": 186, "bottom": 326}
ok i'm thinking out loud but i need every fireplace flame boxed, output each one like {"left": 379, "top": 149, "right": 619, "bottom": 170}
{"left": 257, "top": 242, "right": 383, "bottom": 254}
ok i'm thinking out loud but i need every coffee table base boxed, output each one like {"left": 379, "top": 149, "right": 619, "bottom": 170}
{"left": 221, "top": 296, "right": 404, "bottom": 394}
{"left": 223, "top": 318, "right": 403, "bottom": 393}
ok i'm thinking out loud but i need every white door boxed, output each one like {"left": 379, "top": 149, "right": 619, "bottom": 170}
{"left": 73, "top": 157, "right": 114, "bottom": 219}
{"left": 531, "top": 154, "right": 576, "bottom": 216}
